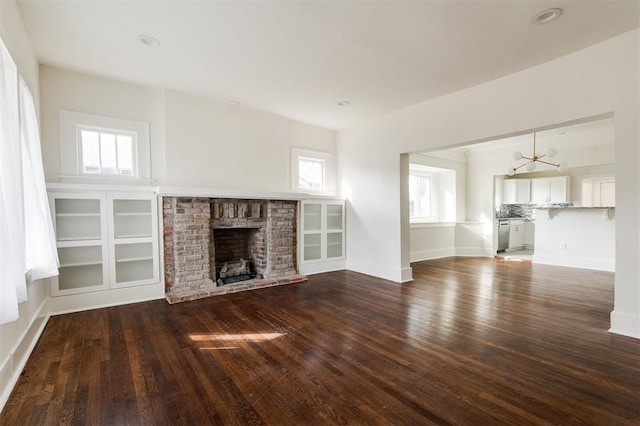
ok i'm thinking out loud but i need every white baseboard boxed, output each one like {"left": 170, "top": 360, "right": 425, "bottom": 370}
{"left": 533, "top": 254, "right": 614, "bottom": 272}
{"left": 299, "top": 259, "right": 346, "bottom": 276}
{"left": 455, "top": 247, "right": 494, "bottom": 257}
{"left": 610, "top": 310, "right": 640, "bottom": 339}
{"left": 410, "top": 248, "right": 455, "bottom": 262}
{"left": 400, "top": 267, "right": 413, "bottom": 283}
{"left": 0, "top": 299, "right": 50, "bottom": 413}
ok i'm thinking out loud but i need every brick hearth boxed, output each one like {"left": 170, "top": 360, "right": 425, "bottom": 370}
{"left": 162, "top": 197, "right": 305, "bottom": 303}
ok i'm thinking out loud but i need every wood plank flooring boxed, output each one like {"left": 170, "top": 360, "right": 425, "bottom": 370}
{"left": 1, "top": 257, "right": 639, "bottom": 425}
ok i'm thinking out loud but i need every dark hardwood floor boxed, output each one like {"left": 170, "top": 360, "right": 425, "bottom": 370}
{"left": 1, "top": 257, "right": 639, "bottom": 425}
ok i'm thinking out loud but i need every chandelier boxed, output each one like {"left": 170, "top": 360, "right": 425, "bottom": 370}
{"left": 507, "top": 132, "right": 568, "bottom": 176}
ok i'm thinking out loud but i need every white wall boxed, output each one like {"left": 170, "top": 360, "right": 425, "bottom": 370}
{"left": 533, "top": 209, "right": 614, "bottom": 271}
{"left": 410, "top": 224, "right": 455, "bottom": 262}
{"left": 39, "top": 66, "right": 167, "bottom": 184}
{"left": 39, "top": 68, "right": 337, "bottom": 192}
{"left": 0, "top": 0, "right": 50, "bottom": 411}
{"left": 338, "top": 30, "right": 639, "bottom": 338}
{"left": 164, "top": 90, "right": 289, "bottom": 189}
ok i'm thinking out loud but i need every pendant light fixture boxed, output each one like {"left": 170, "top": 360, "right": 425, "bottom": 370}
{"left": 507, "top": 133, "right": 568, "bottom": 176}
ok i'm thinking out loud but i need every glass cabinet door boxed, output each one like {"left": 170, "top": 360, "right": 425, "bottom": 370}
{"left": 112, "top": 199, "right": 153, "bottom": 239}
{"left": 326, "top": 232, "right": 343, "bottom": 258}
{"left": 303, "top": 202, "right": 322, "bottom": 261}
{"left": 54, "top": 198, "right": 102, "bottom": 241}
{"left": 114, "top": 242, "right": 155, "bottom": 284}
{"left": 108, "top": 193, "right": 158, "bottom": 288}
{"left": 303, "top": 203, "right": 322, "bottom": 231}
{"left": 300, "top": 200, "right": 345, "bottom": 265}
{"left": 50, "top": 194, "right": 109, "bottom": 296}
{"left": 57, "top": 245, "right": 105, "bottom": 291}
{"left": 326, "top": 203, "right": 343, "bottom": 231}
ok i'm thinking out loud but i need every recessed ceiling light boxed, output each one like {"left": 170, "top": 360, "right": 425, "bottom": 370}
{"left": 532, "top": 8, "right": 563, "bottom": 25}
{"left": 337, "top": 100, "right": 350, "bottom": 106}
{"left": 138, "top": 34, "right": 161, "bottom": 48}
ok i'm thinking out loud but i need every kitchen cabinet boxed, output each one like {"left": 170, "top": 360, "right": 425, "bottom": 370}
{"left": 49, "top": 187, "right": 159, "bottom": 297}
{"left": 508, "top": 219, "right": 525, "bottom": 250}
{"left": 524, "top": 221, "right": 535, "bottom": 249}
{"left": 502, "top": 179, "right": 530, "bottom": 204}
{"left": 549, "top": 177, "right": 570, "bottom": 203}
{"left": 300, "top": 199, "right": 346, "bottom": 274}
{"left": 530, "top": 176, "right": 570, "bottom": 204}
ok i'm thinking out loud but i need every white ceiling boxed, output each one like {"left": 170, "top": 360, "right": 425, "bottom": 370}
{"left": 16, "top": 0, "right": 640, "bottom": 130}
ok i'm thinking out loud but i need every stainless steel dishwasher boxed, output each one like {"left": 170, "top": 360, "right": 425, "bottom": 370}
{"left": 498, "top": 219, "right": 510, "bottom": 252}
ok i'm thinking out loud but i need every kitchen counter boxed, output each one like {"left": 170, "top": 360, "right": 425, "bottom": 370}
{"left": 534, "top": 206, "right": 614, "bottom": 220}
{"left": 532, "top": 206, "right": 614, "bottom": 271}
{"left": 534, "top": 206, "right": 614, "bottom": 210}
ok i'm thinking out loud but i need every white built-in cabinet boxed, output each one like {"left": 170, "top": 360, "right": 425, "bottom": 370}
{"left": 530, "top": 176, "right": 570, "bottom": 204}
{"left": 49, "top": 187, "right": 159, "bottom": 297}
{"left": 299, "top": 199, "right": 346, "bottom": 275}
{"left": 502, "top": 179, "right": 530, "bottom": 204}
{"left": 507, "top": 219, "right": 525, "bottom": 250}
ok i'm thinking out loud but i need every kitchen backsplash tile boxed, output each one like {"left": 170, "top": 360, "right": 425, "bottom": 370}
{"left": 496, "top": 203, "right": 572, "bottom": 219}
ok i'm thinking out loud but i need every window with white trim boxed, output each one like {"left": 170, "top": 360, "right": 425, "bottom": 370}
{"left": 292, "top": 149, "right": 334, "bottom": 194}
{"left": 409, "top": 163, "right": 456, "bottom": 223}
{"left": 60, "top": 110, "right": 151, "bottom": 182}
{"left": 409, "top": 173, "right": 432, "bottom": 220}
{"left": 79, "top": 128, "right": 136, "bottom": 176}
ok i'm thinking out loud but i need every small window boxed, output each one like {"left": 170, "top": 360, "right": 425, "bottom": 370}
{"left": 409, "top": 174, "right": 432, "bottom": 220}
{"left": 298, "top": 156, "right": 325, "bottom": 191}
{"left": 60, "top": 110, "right": 151, "bottom": 182}
{"left": 80, "top": 128, "right": 136, "bottom": 176}
{"left": 292, "top": 149, "right": 334, "bottom": 194}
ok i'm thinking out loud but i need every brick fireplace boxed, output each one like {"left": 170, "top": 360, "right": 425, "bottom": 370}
{"left": 162, "top": 197, "right": 305, "bottom": 303}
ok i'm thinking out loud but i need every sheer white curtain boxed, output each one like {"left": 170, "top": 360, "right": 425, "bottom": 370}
{"left": 19, "top": 77, "right": 59, "bottom": 282}
{"left": 0, "top": 39, "right": 58, "bottom": 324}
{"left": 0, "top": 40, "right": 26, "bottom": 324}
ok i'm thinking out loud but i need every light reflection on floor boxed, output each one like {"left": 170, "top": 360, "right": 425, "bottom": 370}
{"left": 190, "top": 332, "right": 286, "bottom": 350}
{"left": 496, "top": 249, "right": 533, "bottom": 261}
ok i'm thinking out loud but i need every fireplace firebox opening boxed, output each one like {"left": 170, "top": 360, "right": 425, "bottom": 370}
{"left": 212, "top": 227, "right": 262, "bottom": 285}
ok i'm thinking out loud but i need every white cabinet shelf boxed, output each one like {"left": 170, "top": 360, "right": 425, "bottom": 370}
{"left": 115, "top": 212, "right": 152, "bottom": 217}
{"left": 114, "top": 233, "right": 153, "bottom": 239}
{"left": 56, "top": 236, "right": 102, "bottom": 242}
{"left": 115, "top": 256, "right": 154, "bottom": 263}
{"left": 300, "top": 200, "right": 345, "bottom": 274}
{"left": 60, "top": 260, "right": 103, "bottom": 268}
{"left": 56, "top": 213, "right": 101, "bottom": 217}
{"left": 49, "top": 188, "right": 159, "bottom": 297}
